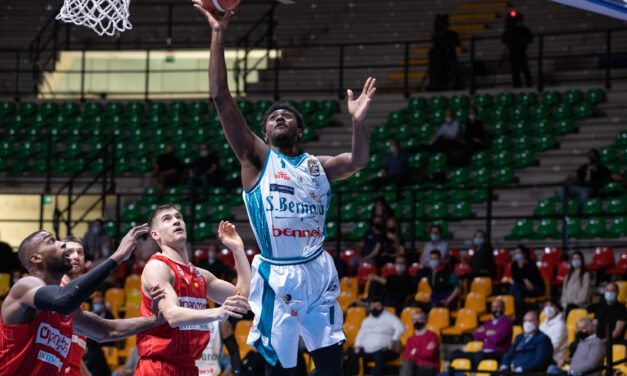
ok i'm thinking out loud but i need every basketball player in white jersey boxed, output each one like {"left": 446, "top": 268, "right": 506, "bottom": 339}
{"left": 193, "top": 4, "right": 376, "bottom": 375}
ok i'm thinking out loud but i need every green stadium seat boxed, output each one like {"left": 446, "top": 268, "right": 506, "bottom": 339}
{"left": 574, "top": 102, "right": 593, "bottom": 119}
{"left": 532, "top": 105, "right": 549, "bottom": 121}
{"left": 139, "top": 187, "right": 159, "bottom": 206}
{"left": 18, "top": 101, "right": 37, "bottom": 117}
{"left": 553, "top": 104, "right": 571, "bottom": 120}
{"left": 579, "top": 217, "right": 605, "bottom": 239}
{"left": 115, "top": 158, "right": 132, "bottom": 174}
{"left": 325, "top": 221, "right": 337, "bottom": 240}
{"left": 0, "top": 141, "right": 13, "bottom": 157}
{"left": 602, "top": 182, "right": 624, "bottom": 196}
{"left": 409, "top": 152, "right": 429, "bottom": 169}
{"left": 298, "top": 100, "right": 317, "bottom": 116}
{"left": 189, "top": 101, "right": 207, "bottom": 115}
{"left": 563, "top": 89, "right": 583, "bottom": 105}
{"left": 450, "top": 95, "right": 469, "bottom": 110}
{"left": 491, "top": 121, "right": 508, "bottom": 136}
{"left": 493, "top": 150, "right": 513, "bottom": 168}
{"left": 473, "top": 94, "right": 492, "bottom": 109}
{"left": 430, "top": 109, "right": 446, "bottom": 126}
{"left": 517, "top": 92, "right": 537, "bottom": 107}
{"left": 515, "top": 150, "right": 535, "bottom": 168}
{"left": 472, "top": 167, "right": 491, "bottom": 186}
{"left": 311, "top": 112, "right": 330, "bottom": 129}
{"left": 428, "top": 96, "right": 447, "bottom": 111}
{"left": 565, "top": 217, "right": 581, "bottom": 238}
{"left": 9, "top": 114, "right": 26, "bottom": 127}
{"left": 210, "top": 204, "right": 231, "bottom": 221}
{"left": 451, "top": 201, "right": 472, "bottom": 219}
{"left": 60, "top": 102, "right": 79, "bottom": 117}
{"left": 448, "top": 168, "right": 470, "bottom": 186}
{"left": 104, "top": 221, "right": 116, "bottom": 238}
{"left": 104, "top": 102, "right": 123, "bottom": 117}
{"left": 617, "top": 131, "right": 627, "bottom": 147}
{"left": 340, "top": 203, "right": 359, "bottom": 221}
{"left": 168, "top": 101, "right": 187, "bottom": 116}
{"left": 510, "top": 105, "right": 528, "bottom": 122}
{"left": 417, "top": 124, "right": 434, "bottom": 140}
{"left": 555, "top": 119, "right": 575, "bottom": 135}
{"left": 557, "top": 198, "right": 579, "bottom": 215}
{"left": 387, "top": 110, "right": 406, "bottom": 126}
{"left": 194, "top": 222, "right": 213, "bottom": 240}
{"left": 125, "top": 102, "right": 144, "bottom": 117}
{"left": 505, "top": 218, "right": 532, "bottom": 240}
{"left": 607, "top": 196, "right": 627, "bottom": 215}
{"left": 301, "top": 127, "right": 317, "bottom": 143}
{"left": 471, "top": 152, "right": 490, "bottom": 169}
{"left": 396, "top": 124, "right": 414, "bottom": 139}
{"left": 605, "top": 217, "right": 627, "bottom": 238}
{"left": 408, "top": 111, "right": 427, "bottom": 126}
{"left": 121, "top": 203, "right": 142, "bottom": 222}
{"left": 535, "top": 134, "right": 556, "bottom": 152}
{"left": 584, "top": 89, "right": 604, "bottom": 105}
{"left": 600, "top": 146, "right": 617, "bottom": 164}
{"left": 455, "top": 108, "right": 469, "bottom": 123}
{"left": 533, "top": 119, "right": 553, "bottom": 136}
{"left": 493, "top": 166, "right": 515, "bottom": 185}
{"left": 320, "top": 99, "right": 339, "bottom": 115}
{"left": 541, "top": 91, "right": 560, "bottom": 107}
{"left": 491, "top": 106, "right": 508, "bottom": 122}
{"left": 427, "top": 191, "right": 447, "bottom": 205}
{"left": 426, "top": 153, "right": 447, "bottom": 174}
{"left": 83, "top": 102, "right": 102, "bottom": 117}
{"left": 495, "top": 92, "right": 514, "bottom": 107}
{"left": 236, "top": 100, "right": 253, "bottom": 115}
{"left": 349, "top": 222, "right": 369, "bottom": 241}
{"left": 0, "top": 101, "right": 15, "bottom": 117}
{"left": 253, "top": 100, "right": 272, "bottom": 114}
{"left": 30, "top": 114, "right": 47, "bottom": 129}
{"left": 39, "top": 102, "right": 58, "bottom": 118}
{"left": 582, "top": 198, "right": 603, "bottom": 215}
{"left": 371, "top": 126, "right": 390, "bottom": 142}
{"left": 408, "top": 97, "right": 427, "bottom": 111}
{"left": 428, "top": 202, "right": 448, "bottom": 219}
{"left": 413, "top": 221, "right": 428, "bottom": 240}
{"left": 534, "top": 200, "right": 554, "bottom": 216}
{"left": 449, "top": 189, "right": 471, "bottom": 203}
{"left": 532, "top": 218, "right": 558, "bottom": 240}
{"left": 147, "top": 102, "right": 165, "bottom": 116}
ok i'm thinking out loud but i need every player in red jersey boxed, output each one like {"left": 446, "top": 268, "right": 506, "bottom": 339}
{"left": 136, "top": 204, "right": 251, "bottom": 376}
{"left": 0, "top": 225, "right": 166, "bottom": 376}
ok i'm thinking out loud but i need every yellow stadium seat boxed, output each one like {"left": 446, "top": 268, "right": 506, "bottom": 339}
{"left": 464, "top": 340, "right": 483, "bottom": 352}
{"left": 540, "top": 310, "right": 546, "bottom": 323}
{"left": 442, "top": 309, "right": 478, "bottom": 336}
{"left": 525, "top": 278, "right": 550, "bottom": 304}
{"left": 614, "top": 344, "right": 627, "bottom": 374}
{"left": 512, "top": 325, "right": 522, "bottom": 343}
{"left": 358, "top": 280, "right": 371, "bottom": 300}
{"left": 103, "top": 346, "right": 119, "bottom": 369}
{"left": 338, "top": 291, "right": 356, "bottom": 313}
{"left": 124, "top": 274, "right": 141, "bottom": 291}
{"left": 418, "top": 277, "right": 432, "bottom": 294}
{"left": 464, "top": 292, "right": 487, "bottom": 316}
{"left": 104, "top": 288, "right": 125, "bottom": 318}
{"left": 450, "top": 358, "right": 471, "bottom": 375}
{"left": 414, "top": 291, "right": 431, "bottom": 302}
{"left": 125, "top": 288, "right": 142, "bottom": 306}
{"left": 386, "top": 306, "right": 396, "bottom": 315}
{"left": 616, "top": 281, "right": 627, "bottom": 304}
{"left": 343, "top": 321, "right": 360, "bottom": 348}
{"left": 346, "top": 306, "right": 366, "bottom": 325}
{"left": 427, "top": 323, "right": 441, "bottom": 341}
{"left": 477, "top": 359, "right": 498, "bottom": 376}
{"left": 340, "top": 277, "right": 358, "bottom": 296}
{"left": 566, "top": 309, "right": 589, "bottom": 344}
{"left": 235, "top": 320, "right": 255, "bottom": 359}
{"left": 125, "top": 302, "right": 140, "bottom": 318}
{"left": 470, "top": 277, "right": 492, "bottom": 297}
{"left": 400, "top": 307, "right": 421, "bottom": 345}
{"left": 428, "top": 307, "right": 450, "bottom": 331}
{"left": 0, "top": 273, "right": 10, "bottom": 290}
{"left": 119, "top": 335, "right": 136, "bottom": 359}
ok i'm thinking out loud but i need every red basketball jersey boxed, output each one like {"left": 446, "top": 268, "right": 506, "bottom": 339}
{"left": 136, "top": 253, "right": 212, "bottom": 369}
{"left": 0, "top": 309, "right": 74, "bottom": 376}
{"left": 60, "top": 278, "right": 87, "bottom": 376}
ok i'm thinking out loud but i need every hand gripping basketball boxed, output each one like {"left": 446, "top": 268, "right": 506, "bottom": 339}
{"left": 192, "top": 0, "right": 237, "bottom": 31}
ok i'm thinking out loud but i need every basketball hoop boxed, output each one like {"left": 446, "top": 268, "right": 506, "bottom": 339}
{"left": 56, "top": 0, "right": 132, "bottom": 37}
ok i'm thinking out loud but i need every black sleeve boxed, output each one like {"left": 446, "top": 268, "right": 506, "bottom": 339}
{"left": 223, "top": 334, "right": 241, "bottom": 375}
{"left": 34, "top": 258, "right": 118, "bottom": 315}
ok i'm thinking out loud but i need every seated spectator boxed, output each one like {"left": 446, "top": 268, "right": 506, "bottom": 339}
{"left": 377, "top": 217, "right": 405, "bottom": 266}
{"left": 499, "top": 311, "right": 553, "bottom": 373}
{"left": 370, "top": 195, "right": 393, "bottom": 223}
{"left": 152, "top": 144, "right": 185, "bottom": 195}
{"left": 468, "top": 229, "right": 496, "bottom": 279}
{"left": 82, "top": 219, "right": 111, "bottom": 260}
{"left": 351, "top": 215, "right": 387, "bottom": 272}
{"left": 463, "top": 107, "right": 488, "bottom": 153}
{"left": 419, "top": 109, "right": 463, "bottom": 153}
{"left": 197, "top": 244, "right": 235, "bottom": 281}
{"left": 353, "top": 296, "right": 405, "bottom": 376}
{"left": 188, "top": 143, "right": 221, "bottom": 202}
{"left": 420, "top": 224, "right": 448, "bottom": 266}
{"left": 415, "top": 250, "right": 461, "bottom": 311}
{"left": 400, "top": 311, "right": 439, "bottom": 376}
{"left": 448, "top": 299, "right": 513, "bottom": 368}
{"left": 557, "top": 148, "right": 624, "bottom": 203}
{"left": 561, "top": 251, "right": 591, "bottom": 317}
{"left": 368, "top": 256, "right": 414, "bottom": 315}
{"left": 593, "top": 282, "right": 627, "bottom": 342}
{"left": 548, "top": 318, "right": 604, "bottom": 375}
{"left": 373, "top": 140, "right": 409, "bottom": 191}
{"left": 508, "top": 245, "right": 544, "bottom": 321}
{"left": 540, "top": 299, "right": 568, "bottom": 365}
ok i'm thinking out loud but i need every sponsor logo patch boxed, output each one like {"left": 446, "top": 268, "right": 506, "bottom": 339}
{"left": 275, "top": 171, "right": 291, "bottom": 181}
{"left": 37, "top": 350, "right": 63, "bottom": 371}
{"left": 272, "top": 226, "right": 323, "bottom": 238}
{"left": 308, "top": 158, "right": 320, "bottom": 177}
{"left": 36, "top": 323, "right": 71, "bottom": 358}
{"left": 270, "top": 184, "right": 295, "bottom": 195}
{"left": 179, "top": 296, "right": 207, "bottom": 310}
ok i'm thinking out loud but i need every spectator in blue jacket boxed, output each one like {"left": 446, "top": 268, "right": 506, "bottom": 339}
{"left": 499, "top": 311, "right": 553, "bottom": 373}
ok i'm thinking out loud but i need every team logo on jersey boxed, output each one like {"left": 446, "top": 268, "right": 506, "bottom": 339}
{"left": 283, "top": 294, "right": 292, "bottom": 302}
{"left": 194, "top": 267, "right": 203, "bottom": 280}
{"left": 308, "top": 158, "right": 320, "bottom": 177}
{"left": 270, "top": 184, "right": 294, "bottom": 195}
{"left": 272, "top": 225, "right": 323, "bottom": 238}
{"left": 290, "top": 309, "right": 298, "bottom": 317}
{"left": 275, "top": 171, "right": 291, "bottom": 181}
{"left": 175, "top": 265, "right": 185, "bottom": 277}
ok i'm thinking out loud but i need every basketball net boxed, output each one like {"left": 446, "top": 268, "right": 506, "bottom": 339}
{"left": 56, "top": 0, "right": 132, "bottom": 37}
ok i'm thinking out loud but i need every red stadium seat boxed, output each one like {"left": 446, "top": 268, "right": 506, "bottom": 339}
{"left": 607, "top": 251, "right": 627, "bottom": 275}
{"left": 449, "top": 248, "right": 460, "bottom": 263}
{"left": 341, "top": 249, "right": 357, "bottom": 274}
{"left": 356, "top": 263, "right": 377, "bottom": 285}
{"left": 586, "top": 246, "right": 614, "bottom": 271}
{"left": 541, "top": 247, "right": 562, "bottom": 266}
{"left": 131, "top": 260, "right": 146, "bottom": 276}
{"left": 218, "top": 248, "right": 235, "bottom": 270}
{"left": 501, "top": 263, "right": 513, "bottom": 282}
{"left": 245, "top": 249, "right": 259, "bottom": 263}
{"left": 193, "top": 248, "right": 208, "bottom": 264}
{"left": 409, "top": 262, "right": 422, "bottom": 277}
{"left": 552, "top": 262, "right": 571, "bottom": 286}
{"left": 454, "top": 262, "right": 471, "bottom": 277}
{"left": 466, "top": 249, "right": 475, "bottom": 263}
{"left": 536, "top": 261, "right": 554, "bottom": 280}
{"left": 381, "top": 263, "right": 396, "bottom": 278}
{"left": 493, "top": 248, "right": 510, "bottom": 266}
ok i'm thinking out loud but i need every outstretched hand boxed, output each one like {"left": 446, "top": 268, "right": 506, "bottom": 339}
{"left": 347, "top": 77, "right": 376, "bottom": 123}
{"left": 218, "top": 220, "right": 244, "bottom": 253}
{"left": 192, "top": 0, "right": 233, "bottom": 31}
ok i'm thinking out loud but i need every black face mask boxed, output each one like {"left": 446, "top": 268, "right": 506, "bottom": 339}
{"left": 492, "top": 311, "right": 503, "bottom": 319}
{"left": 414, "top": 322, "right": 426, "bottom": 330}
{"left": 370, "top": 308, "right": 383, "bottom": 317}
{"left": 373, "top": 223, "right": 384, "bottom": 231}
{"left": 387, "top": 227, "right": 396, "bottom": 232}
{"left": 576, "top": 331, "right": 588, "bottom": 341}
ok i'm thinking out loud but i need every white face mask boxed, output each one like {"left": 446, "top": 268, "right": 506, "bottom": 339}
{"left": 200, "top": 150, "right": 209, "bottom": 157}
{"left": 544, "top": 306, "right": 556, "bottom": 319}
{"left": 523, "top": 321, "right": 536, "bottom": 334}
{"left": 395, "top": 264, "right": 406, "bottom": 274}
{"left": 445, "top": 117, "right": 453, "bottom": 123}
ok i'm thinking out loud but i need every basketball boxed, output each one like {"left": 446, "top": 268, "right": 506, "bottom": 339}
{"left": 201, "top": 0, "right": 242, "bottom": 12}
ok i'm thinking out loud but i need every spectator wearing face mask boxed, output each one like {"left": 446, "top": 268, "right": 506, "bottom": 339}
{"left": 197, "top": 244, "right": 235, "bottom": 281}
{"left": 370, "top": 195, "right": 394, "bottom": 223}
{"left": 463, "top": 107, "right": 488, "bottom": 153}
{"left": 429, "top": 109, "right": 464, "bottom": 153}
{"left": 367, "top": 256, "right": 414, "bottom": 315}
{"left": 82, "top": 219, "right": 111, "bottom": 260}
{"left": 547, "top": 318, "right": 605, "bottom": 376}
{"left": 400, "top": 311, "right": 439, "bottom": 376}
{"left": 509, "top": 245, "right": 544, "bottom": 322}
{"left": 353, "top": 296, "right": 405, "bottom": 376}
{"left": 593, "top": 282, "right": 627, "bottom": 342}
{"left": 374, "top": 139, "right": 409, "bottom": 191}
{"left": 468, "top": 230, "right": 496, "bottom": 280}
{"left": 448, "top": 299, "right": 512, "bottom": 368}
{"left": 352, "top": 215, "right": 388, "bottom": 272}
{"left": 420, "top": 225, "right": 448, "bottom": 266}
{"left": 561, "top": 251, "right": 591, "bottom": 317}
{"left": 188, "top": 143, "right": 221, "bottom": 202}
{"left": 539, "top": 299, "right": 568, "bottom": 365}
{"left": 499, "top": 311, "right": 553, "bottom": 373}
{"left": 415, "top": 250, "right": 461, "bottom": 311}
{"left": 376, "top": 217, "right": 405, "bottom": 266}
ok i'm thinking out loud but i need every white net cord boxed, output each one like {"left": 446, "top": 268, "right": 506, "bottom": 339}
{"left": 56, "top": 0, "right": 132, "bottom": 37}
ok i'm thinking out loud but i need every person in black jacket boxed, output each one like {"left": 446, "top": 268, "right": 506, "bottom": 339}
{"left": 501, "top": 12, "right": 533, "bottom": 88}
{"left": 468, "top": 230, "right": 496, "bottom": 280}
{"left": 463, "top": 107, "right": 489, "bottom": 154}
{"left": 415, "top": 250, "right": 461, "bottom": 312}
{"left": 509, "top": 245, "right": 544, "bottom": 322}
{"left": 367, "top": 255, "right": 414, "bottom": 315}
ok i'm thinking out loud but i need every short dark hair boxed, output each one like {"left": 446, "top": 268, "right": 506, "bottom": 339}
{"left": 429, "top": 224, "right": 442, "bottom": 232}
{"left": 589, "top": 148, "right": 600, "bottom": 158}
{"left": 62, "top": 235, "right": 83, "bottom": 246}
{"left": 18, "top": 230, "right": 46, "bottom": 268}
{"left": 261, "top": 103, "right": 305, "bottom": 134}
{"left": 516, "top": 245, "right": 531, "bottom": 260}
{"left": 548, "top": 299, "right": 563, "bottom": 312}
{"left": 368, "top": 295, "right": 385, "bottom": 304}
{"left": 430, "top": 249, "right": 442, "bottom": 258}
{"left": 148, "top": 204, "right": 181, "bottom": 229}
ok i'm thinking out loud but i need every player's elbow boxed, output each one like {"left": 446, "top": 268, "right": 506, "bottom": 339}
{"left": 161, "top": 308, "right": 184, "bottom": 328}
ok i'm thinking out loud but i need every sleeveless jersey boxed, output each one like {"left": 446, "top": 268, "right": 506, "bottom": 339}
{"left": 136, "top": 253, "right": 212, "bottom": 367}
{"left": 0, "top": 309, "right": 74, "bottom": 376}
{"left": 194, "top": 321, "right": 222, "bottom": 375}
{"left": 60, "top": 278, "right": 87, "bottom": 376}
{"left": 243, "top": 150, "right": 331, "bottom": 264}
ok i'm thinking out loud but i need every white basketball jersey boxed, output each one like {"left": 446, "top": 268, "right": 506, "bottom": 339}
{"left": 195, "top": 321, "right": 222, "bottom": 375}
{"left": 243, "top": 150, "right": 331, "bottom": 264}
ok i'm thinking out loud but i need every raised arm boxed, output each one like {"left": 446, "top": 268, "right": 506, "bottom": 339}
{"left": 141, "top": 260, "right": 249, "bottom": 328}
{"left": 193, "top": 2, "right": 267, "bottom": 189}
{"left": 318, "top": 78, "right": 376, "bottom": 181}
{"left": 72, "top": 285, "right": 165, "bottom": 343}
